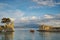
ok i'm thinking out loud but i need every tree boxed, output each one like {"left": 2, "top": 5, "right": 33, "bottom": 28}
{"left": 1, "top": 18, "right": 11, "bottom": 23}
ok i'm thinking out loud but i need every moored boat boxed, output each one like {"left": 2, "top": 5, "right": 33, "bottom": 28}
{"left": 30, "top": 30, "right": 35, "bottom": 32}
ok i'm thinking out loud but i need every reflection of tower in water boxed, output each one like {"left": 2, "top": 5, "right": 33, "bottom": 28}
{"left": 0, "top": 32, "right": 14, "bottom": 40}
{"left": 4, "top": 32, "right": 14, "bottom": 40}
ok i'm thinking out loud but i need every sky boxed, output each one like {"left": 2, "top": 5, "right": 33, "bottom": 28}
{"left": 0, "top": 0, "right": 60, "bottom": 27}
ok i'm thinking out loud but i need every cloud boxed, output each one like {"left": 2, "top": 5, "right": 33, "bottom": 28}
{"left": 19, "top": 16, "right": 40, "bottom": 23}
{"left": 30, "top": 0, "right": 60, "bottom": 8}
{"left": 40, "top": 20, "right": 60, "bottom": 27}
{"left": 0, "top": 9, "right": 25, "bottom": 24}
{"left": 39, "top": 14, "right": 60, "bottom": 27}
{"left": 31, "top": 16, "right": 37, "bottom": 20}
{"left": 15, "top": 14, "right": 60, "bottom": 27}
{"left": 33, "top": 0, "right": 55, "bottom": 6}
{"left": 20, "top": 17, "right": 29, "bottom": 22}
{"left": 0, "top": 9, "right": 24, "bottom": 19}
{"left": 44, "top": 14, "right": 54, "bottom": 19}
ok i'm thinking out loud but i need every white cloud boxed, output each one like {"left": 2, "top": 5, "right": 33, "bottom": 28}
{"left": 31, "top": 16, "right": 37, "bottom": 20}
{"left": 41, "top": 20, "right": 60, "bottom": 27}
{"left": 0, "top": 9, "right": 25, "bottom": 23}
{"left": 20, "top": 17, "right": 29, "bottom": 22}
{"left": 32, "top": 0, "right": 60, "bottom": 8}
{"left": 0, "top": 3, "right": 24, "bottom": 18}
{"left": 39, "top": 14, "right": 60, "bottom": 27}
{"left": 0, "top": 9, "right": 24, "bottom": 19}
{"left": 44, "top": 14, "right": 54, "bottom": 19}
{"left": 19, "top": 16, "right": 40, "bottom": 23}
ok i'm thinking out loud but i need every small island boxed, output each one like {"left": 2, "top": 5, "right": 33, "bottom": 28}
{"left": 37, "top": 25, "right": 60, "bottom": 32}
{"left": 0, "top": 18, "right": 14, "bottom": 32}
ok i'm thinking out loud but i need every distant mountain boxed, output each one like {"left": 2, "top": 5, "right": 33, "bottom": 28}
{"left": 14, "top": 23, "right": 40, "bottom": 28}
{"left": 23, "top": 23, "right": 39, "bottom": 28}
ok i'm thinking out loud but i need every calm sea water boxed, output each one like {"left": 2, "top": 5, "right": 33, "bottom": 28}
{"left": 0, "top": 28, "right": 60, "bottom": 40}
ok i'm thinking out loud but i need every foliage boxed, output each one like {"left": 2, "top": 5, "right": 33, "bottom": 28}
{"left": 1, "top": 18, "right": 11, "bottom": 23}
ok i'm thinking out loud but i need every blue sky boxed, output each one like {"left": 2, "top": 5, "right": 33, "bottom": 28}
{"left": 0, "top": 0, "right": 60, "bottom": 26}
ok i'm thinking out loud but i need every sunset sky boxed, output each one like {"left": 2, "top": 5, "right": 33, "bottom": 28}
{"left": 0, "top": 0, "right": 60, "bottom": 27}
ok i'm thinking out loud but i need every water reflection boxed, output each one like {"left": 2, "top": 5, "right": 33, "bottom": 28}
{"left": 30, "top": 32, "right": 35, "bottom": 40}
{"left": 0, "top": 32, "right": 14, "bottom": 40}
{"left": 0, "top": 28, "right": 60, "bottom": 40}
{"left": 39, "top": 32, "right": 60, "bottom": 40}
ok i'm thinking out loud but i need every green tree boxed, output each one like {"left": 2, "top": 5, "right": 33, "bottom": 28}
{"left": 1, "top": 18, "right": 11, "bottom": 23}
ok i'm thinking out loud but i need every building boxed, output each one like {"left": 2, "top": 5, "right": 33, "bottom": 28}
{"left": 39, "top": 25, "right": 60, "bottom": 32}
{"left": 0, "top": 18, "right": 14, "bottom": 32}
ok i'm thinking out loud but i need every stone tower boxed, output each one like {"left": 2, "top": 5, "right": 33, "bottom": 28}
{"left": 1, "top": 18, "right": 14, "bottom": 32}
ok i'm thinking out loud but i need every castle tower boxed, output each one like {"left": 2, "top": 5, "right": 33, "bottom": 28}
{"left": 1, "top": 18, "right": 14, "bottom": 32}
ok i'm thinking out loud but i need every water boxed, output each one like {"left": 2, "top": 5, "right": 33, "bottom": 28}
{"left": 0, "top": 28, "right": 60, "bottom": 40}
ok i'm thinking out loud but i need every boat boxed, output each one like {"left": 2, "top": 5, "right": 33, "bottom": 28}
{"left": 30, "top": 30, "right": 34, "bottom": 32}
